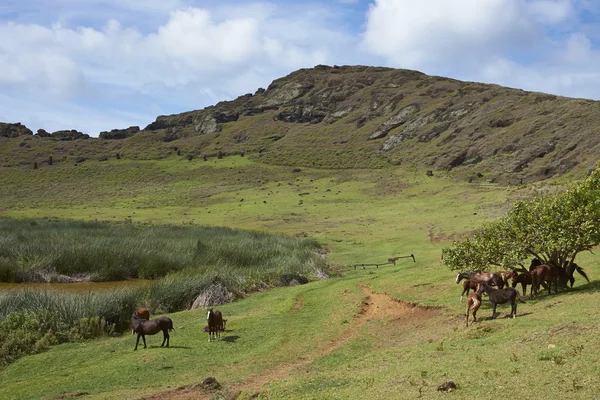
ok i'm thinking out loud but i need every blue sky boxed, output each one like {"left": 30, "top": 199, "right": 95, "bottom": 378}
{"left": 1, "top": 0, "right": 599, "bottom": 135}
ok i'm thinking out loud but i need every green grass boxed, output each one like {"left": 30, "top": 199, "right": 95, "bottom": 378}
{"left": 1, "top": 156, "right": 599, "bottom": 399}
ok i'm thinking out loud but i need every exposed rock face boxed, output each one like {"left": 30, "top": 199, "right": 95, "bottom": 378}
{"left": 99, "top": 126, "right": 140, "bottom": 140}
{"left": 51, "top": 130, "right": 90, "bottom": 140}
{"left": 0, "top": 122, "right": 33, "bottom": 138}
{"left": 369, "top": 104, "right": 419, "bottom": 140}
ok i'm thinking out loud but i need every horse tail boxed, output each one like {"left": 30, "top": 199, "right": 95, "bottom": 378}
{"left": 168, "top": 318, "right": 174, "bottom": 331}
{"left": 575, "top": 265, "right": 590, "bottom": 283}
{"left": 517, "top": 293, "right": 526, "bottom": 303}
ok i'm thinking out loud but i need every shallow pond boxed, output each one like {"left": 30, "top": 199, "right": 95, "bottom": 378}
{"left": 0, "top": 280, "right": 149, "bottom": 292}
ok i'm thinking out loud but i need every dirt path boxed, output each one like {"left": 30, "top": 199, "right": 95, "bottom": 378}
{"left": 145, "top": 285, "right": 439, "bottom": 400}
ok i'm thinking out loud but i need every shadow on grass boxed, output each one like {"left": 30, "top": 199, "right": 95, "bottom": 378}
{"left": 144, "top": 345, "right": 192, "bottom": 350}
{"left": 221, "top": 335, "right": 240, "bottom": 343}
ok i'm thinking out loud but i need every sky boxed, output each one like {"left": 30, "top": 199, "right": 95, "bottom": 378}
{"left": 1, "top": 0, "right": 600, "bottom": 136}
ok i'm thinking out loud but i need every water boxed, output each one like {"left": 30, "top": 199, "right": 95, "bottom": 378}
{"left": 0, "top": 280, "right": 149, "bottom": 293}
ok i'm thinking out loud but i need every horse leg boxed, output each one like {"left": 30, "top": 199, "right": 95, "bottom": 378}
{"left": 491, "top": 302, "right": 497, "bottom": 319}
{"left": 141, "top": 334, "right": 147, "bottom": 349}
{"left": 161, "top": 330, "right": 169, "bottom": 347}
{"left": 512, "top": 301, "right": 517, "bottom": 318}
{"left": 134, "top": 333, "right": 141, "bottom": 351}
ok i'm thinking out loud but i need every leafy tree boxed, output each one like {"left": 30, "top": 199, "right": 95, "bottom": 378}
{"left": 443, "top": 166, "right": 600, "bottom": 272}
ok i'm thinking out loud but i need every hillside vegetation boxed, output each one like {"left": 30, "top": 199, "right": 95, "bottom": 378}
{"left": 2, "top": 65, "right": 600, "bottom": 183}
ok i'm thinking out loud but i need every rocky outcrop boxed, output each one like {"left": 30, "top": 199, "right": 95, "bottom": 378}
{"left": 0, "top": 122, "right": 33, "bottom": 138}
{"left": 99, "top": 126, "right": 140, "bottom": 140}
{"left": 51, "top": 130, "right": 90, "bottom": 140}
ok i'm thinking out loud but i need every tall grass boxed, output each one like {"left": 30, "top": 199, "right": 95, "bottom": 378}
{"left": 0, "top": 217, "right": 329, "bottom": 366}
{"left": 0, "top": 217, "right": 325, "bottom": 282}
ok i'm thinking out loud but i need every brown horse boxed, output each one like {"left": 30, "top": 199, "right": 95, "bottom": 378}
{"left": 530, "top": 263, "right": 560, "bottom": 295}
{"left": 459, "top": 279, "right": 479, "bottom": 302}
{"left": 456, "top": 271, "right": 504, "bottom": 289}
{"left": 131, "top": 307, "right": 150, "bottom": 335}
{"left": 131, "top": 314, "right": 173, "bottom": 350}
{"left": 465, "top": 287, "right": 481, "bottom": 327}
{"left": 207, "top": 309, "right": 224, "bottom": 342}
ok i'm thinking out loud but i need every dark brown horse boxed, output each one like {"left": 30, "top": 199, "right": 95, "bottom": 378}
{"left": 131, "top": 314, "right": 173, "bottom": 350}
{"left": 476, "top": 283, "right": 525, "bottom": 319}
{"left": 207, "top": 309, "right": 224, "bottom": 342}
{"left": 456, "top": 271, "right": 504, "bottom": 289}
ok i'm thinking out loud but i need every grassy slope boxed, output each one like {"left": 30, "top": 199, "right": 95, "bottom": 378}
{"left": 0, "top": 157, "right": 599, "bottom": 399}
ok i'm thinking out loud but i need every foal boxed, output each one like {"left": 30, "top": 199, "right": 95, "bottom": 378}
{"left": 477, "top": 283, "right": 525, "bottom": 320}
{"left": 131, "top": 313, "right": 173, "bottom": 350}
{"left": 465, "top": 284, "right": 481, "bottom": 327}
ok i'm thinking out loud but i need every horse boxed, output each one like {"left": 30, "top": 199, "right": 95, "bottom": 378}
{"left": 465, "top": 287, "right": 482, "bottom": 327}
{"left": 476, "top": 283, "right": 525, "bottom": 319}
{"left": 459, "top": 279, "right": 479, "bottom": 302}
{"left": 456, "top": 271, "right": 504, "bottom": 289}
{"left": 131, "top": 307, "right": 150, "bottom": 335}
{"left": 563, "top": 262, "right": 590, "bottom": 288}
{"left": 207, "top": 309, "right": 224, "bottom": 342}
{"left": 498, "top": 270, "right": 517, "bottom": 289}
{"left": 131, "top": 313, "right": 173, "bottom": 350}
{"left": 530, "top": 263, "right": 560, "bottom": 295}
{"left": 203, "top": 319, "right": 227, "bottom": 332}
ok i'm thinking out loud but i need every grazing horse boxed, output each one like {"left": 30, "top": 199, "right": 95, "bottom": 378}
{"left": 465, "top": 288, "right": 482, "bottom": 327}
{"left": 131, "top": 307, "right": 150, "bottom": 335}
{"left": 456, "top": 271, "right": 504, "bottom": 289}
{"left": 131, "top": 313, "right": 173, "bottom": 350}
{"left": 476, "top": 283, "right": 525, "bottom": 319}
{"left": 498, "top": 270, "right": 517, "bottom": 289}
{"left": 459, "top": 279, "right": 479, "bottom": 302}
{"left": 207, "top": 309, "right": 224, "bottom": 342}
{"left": 511, "top": 272, "right": 534, "bottom": 296}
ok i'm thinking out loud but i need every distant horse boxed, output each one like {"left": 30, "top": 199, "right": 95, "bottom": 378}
{"left": 131, "top": 313, "right": 173, "bottom": 350}
{"left": 207, "top": 309, "right": 224, "bottom": 342}
{"left": 476, "top": 283, "right": 525, "bottom": 319}
{"left": 465, "top": 287, "right": 482, "bottom": 327}
{"left": 529, "top": 260, "right": 561, "bottom": 295}
{"left": 456, "top": 271, "right": 504, "bottom": 288}
{"left": 498, "top": 270, "right": 517, "bottom": 289}
{"left": 459, "top": 279, "right": 479, "bottom": 302}
{"left": 131, "top": 307, "right": 150, "bottom": 335}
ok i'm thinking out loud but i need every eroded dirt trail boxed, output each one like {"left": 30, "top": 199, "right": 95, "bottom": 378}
{"left": 146, "top": 285, "right": 439, "bottom": 400}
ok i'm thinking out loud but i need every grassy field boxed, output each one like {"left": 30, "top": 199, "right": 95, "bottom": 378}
{"left": 0, "top": 156, "right": 598, "bottom": 399}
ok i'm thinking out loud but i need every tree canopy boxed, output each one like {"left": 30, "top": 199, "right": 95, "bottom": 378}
{"left": 442, "top": 166, "right": 600, "bottom": 272}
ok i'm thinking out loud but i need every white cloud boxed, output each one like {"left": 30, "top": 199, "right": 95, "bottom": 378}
{"left": 0, "top": 4, "right": 360, "bottom": 133}
{"left": 362, "top": 0, "right": 537, "bottom": 68}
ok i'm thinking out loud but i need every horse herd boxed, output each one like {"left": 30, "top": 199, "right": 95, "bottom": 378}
{"left": 457, "top": 259, "right": 590, "bottom": 326}
{"left": 130, "top": 307, "right": 226, "bottom": 350}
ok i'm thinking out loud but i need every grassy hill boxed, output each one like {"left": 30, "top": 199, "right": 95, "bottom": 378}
{"left": 2, "top": 65, "right": 600, "bottom": 183}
